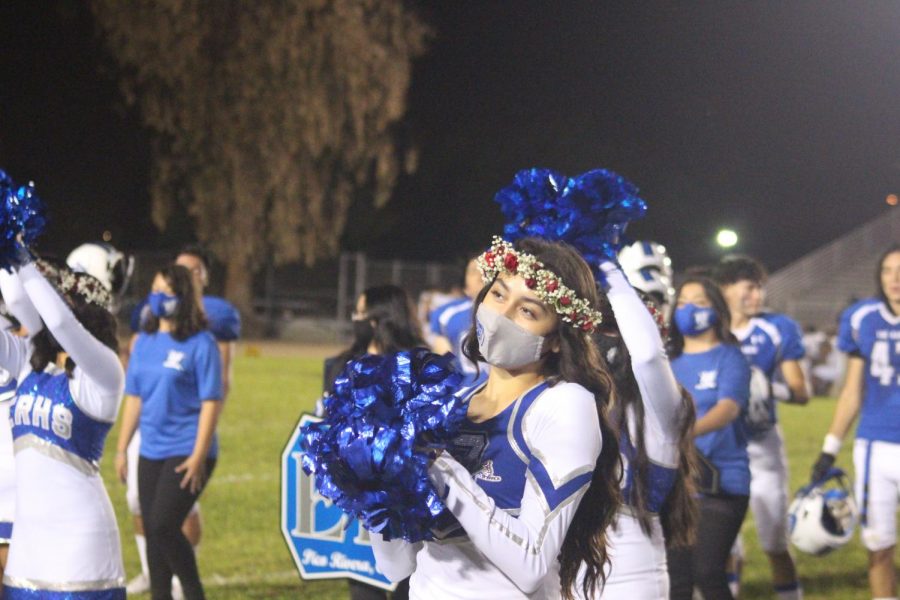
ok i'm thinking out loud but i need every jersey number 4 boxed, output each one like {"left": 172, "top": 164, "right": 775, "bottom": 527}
{"left": 870, "top": 340, "right": 900, "bottom": 386}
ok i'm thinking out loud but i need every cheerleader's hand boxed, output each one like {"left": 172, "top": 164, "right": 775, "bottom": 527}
{"left": 175, "top": 454, "right": 208, "bottom": 494}
{"left": 115, "top": 451, "right": 128, "bottom": 484}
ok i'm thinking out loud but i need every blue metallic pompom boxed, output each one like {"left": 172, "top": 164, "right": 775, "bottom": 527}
{"left": 299, "top": 349, "right": 466, "bottom": 542}
{"left": 494, "top": 167, "right": 646, "bottom": 281}
{"left": 0, "top": 169, "right": 47, "bottom": 270}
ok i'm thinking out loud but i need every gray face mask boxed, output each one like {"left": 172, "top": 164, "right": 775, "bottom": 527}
{"left": 476, "top": 304, "right": 546, "bottom": 370}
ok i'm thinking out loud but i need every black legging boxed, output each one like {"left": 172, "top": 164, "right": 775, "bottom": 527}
{"left": 667, "top": 493, "right": 749, "bottom": 600}
{"left": 139, "top": 455, "right": 216, "bottom": 600}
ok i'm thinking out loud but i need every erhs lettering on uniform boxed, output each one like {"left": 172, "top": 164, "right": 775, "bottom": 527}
{"left": 12, "top": 393, "right": 73, "bottom": 440}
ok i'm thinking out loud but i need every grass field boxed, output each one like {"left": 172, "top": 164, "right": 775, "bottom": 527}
{"left": 108, "top": 348, "right": 877, "bottom": 599}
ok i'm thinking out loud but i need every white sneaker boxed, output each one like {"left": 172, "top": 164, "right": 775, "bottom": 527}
{"left": 172, "top": 575, "right": 184, "bottom": 600}
{"left": 126, "top": 573, "right": 150, "bottom": 594}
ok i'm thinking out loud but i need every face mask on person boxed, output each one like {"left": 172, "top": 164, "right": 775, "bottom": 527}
{"left": 352, "top": 317, "right": 375, "bottom": 344}
{"left": 148, "top": 291, "right": 179, "bottom": 318}
{"left": 476, "top": 304, "right": 547, "bottom": 370}
{"left": 674, "top": 303, "right": 718, "bottom": 336}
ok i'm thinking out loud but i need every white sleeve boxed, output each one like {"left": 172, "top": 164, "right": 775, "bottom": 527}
{"left": 18, "top": 263, "right": 124, "bottom": 421}
{"left": 428, "top": 383, "right": 601, "bottom": 595}
{"left": 0, "top": 269, "right": 44, "bottom": 336}
{"left": 603, "top": 262, "right": 682, "bottom": 441}
{"left": 370, "top": 533, "right": 422, "bottom": 582}
{"left": 0, "top": 325, "right": 29, "bottom": 378}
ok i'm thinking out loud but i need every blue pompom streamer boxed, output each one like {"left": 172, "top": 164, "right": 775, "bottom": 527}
{"left": 0, "top": 169, "right": 47, "bottom": 270}
{"left": 495, "top": 167, "right": 647, "bottom": 281}
{"left": 299, "top": 349, "right": 467, "bottom": 542}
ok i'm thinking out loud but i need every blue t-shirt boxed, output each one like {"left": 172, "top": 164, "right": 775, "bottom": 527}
{"left": 131, "top": 295, "right": 242, "bottom": 342}
{"left": 734, "top": 312, "right": 805, "bottom": 429}
{"left": 672, "top": 344, "right": 751, "bottom": 495}
{"left": 837, "top": 299, "right": 900, "bottom": 444}
{"left": 125, "top": 331, "right": 223, "bottom": 459}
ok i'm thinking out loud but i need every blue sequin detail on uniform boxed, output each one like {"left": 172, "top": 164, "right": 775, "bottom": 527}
{"left": 620, "top": 429, "right": 678, "bottom": 513}
{"left": 4, "top": 587, "right": 125, "bottom": 600}
{"left": 10, "top": 371, "right": 112, "bottom": 467}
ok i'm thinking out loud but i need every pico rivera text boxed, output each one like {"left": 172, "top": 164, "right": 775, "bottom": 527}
{"left": 300, "top": 549, "right": 382, "bottom": 576}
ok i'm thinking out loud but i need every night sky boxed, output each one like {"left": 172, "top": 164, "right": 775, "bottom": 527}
{"left": 1, "top": 1, "right": 898, "bottom": 271}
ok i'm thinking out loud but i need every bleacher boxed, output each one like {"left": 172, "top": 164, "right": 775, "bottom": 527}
{"left": 766, "top": 208, "right": 900, "bottom": 330}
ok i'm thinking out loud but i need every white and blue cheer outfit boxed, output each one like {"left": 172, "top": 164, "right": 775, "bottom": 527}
{"left": 0, "top": 263, "right": 125, "bottom": 598}
{"left": 371, "top": 380, "right": 601, "bottom": 599}
{"left": 0, "top": 367, "right": 17, "bottom": 544}
{"left": 574, "top": 264, "right": 683, "bottom": 599}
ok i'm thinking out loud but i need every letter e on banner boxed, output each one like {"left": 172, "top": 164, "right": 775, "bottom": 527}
{"left": 281, "top": 413, "right": 396, "bottom": 591}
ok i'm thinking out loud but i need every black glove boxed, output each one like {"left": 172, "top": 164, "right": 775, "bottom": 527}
{"left": 811, "top": 452, "right": 836, "bottom": 483}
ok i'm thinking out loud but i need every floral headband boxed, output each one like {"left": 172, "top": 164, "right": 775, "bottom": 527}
{"left": 477, "top": 236, "right": 603, "bottom": 333}
{"left": 36, "top": 260, "right": 112, "bottom": 311}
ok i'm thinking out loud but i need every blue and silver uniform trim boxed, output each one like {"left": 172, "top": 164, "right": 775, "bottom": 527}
{"left": 10, "top": 371, "right": 112, "bottom": 476}
{"left": 4, "top": 574, "right": 125, "bottom": 599}
{"left": 435, "top": 382, "right": 594, "bottom": 542}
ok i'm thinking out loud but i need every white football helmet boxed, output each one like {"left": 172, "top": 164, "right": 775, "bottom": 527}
{"left": 66, "top": 243, "right": 134, "bottom": 309}
{"left": 745, "top": 366, "right": 774, "bottom": 432}
{"left": 618, "top": 241, "right": 675, "bottom": 315}
{"left": 788, "top": 468, "right": 858, "bottom": 556}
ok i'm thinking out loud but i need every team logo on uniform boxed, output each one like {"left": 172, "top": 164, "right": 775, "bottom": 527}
{"left": 163, "top": 350, "right": 186, "bottom": 371}
{"left": 695, "top": 311, "right": 711, "bottom": 330}
{"left": 474, "top": 459, "right": 502, "bottom": 483}
{"left": 447, "top": 431, "right": 489, "bottom": 472}
{"left": 696, "top": 369, "right": 718, "bottom": 390}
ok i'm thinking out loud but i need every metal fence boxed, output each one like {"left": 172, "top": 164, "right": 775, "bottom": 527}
{"left": 123, "top": 251, "right": 463, "bottom": 336}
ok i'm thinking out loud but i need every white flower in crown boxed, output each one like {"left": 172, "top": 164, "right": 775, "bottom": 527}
{"left": 36, "top": 260, "right": 112, "bottom": 311}
{"left": 476, "top": 236, "right": 603, "bottom": 333}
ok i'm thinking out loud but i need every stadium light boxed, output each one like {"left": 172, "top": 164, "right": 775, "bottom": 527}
{"left": 716, "top": 228, "right": 738, "bottom": 249}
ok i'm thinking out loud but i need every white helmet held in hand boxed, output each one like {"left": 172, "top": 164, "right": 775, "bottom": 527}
{"left": 788, "top": 468, "right": 858, "bottom": 556}
{"left": 618, "top": 241, "right": 675, "bottom": 314}
{"left": 66, "top": 242, "right": 134, "bottom": 308}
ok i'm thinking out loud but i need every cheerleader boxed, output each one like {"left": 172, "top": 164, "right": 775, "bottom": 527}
{"left": 811, "top": 246, "right": 900, "bottom": 600}
{"left": 578, "top": 261, "right": 696, "bottom": 599}
{"left": 371, "top": 237, "right": 622, "bottom": 599}
{"left": 0, "top": 258, "right": 126, "bottom": 598}
{"left": 666, "top": 276, "right": 751, "bottom": 600}
{"left": 116, "top": 265, "right": 222, "bottom": 600}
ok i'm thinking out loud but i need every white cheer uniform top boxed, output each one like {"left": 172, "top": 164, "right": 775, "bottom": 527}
{"left": 0, "top": 367, "right": 16, "bottom": 543}
{"left": 372, "top": 380, "right": 602, "bottom": 599}
{"left": 0, "top": 264, "right": 125, "bottom": 598}
{"left": 579, "top": 264, "right": 684, "bottom": 599}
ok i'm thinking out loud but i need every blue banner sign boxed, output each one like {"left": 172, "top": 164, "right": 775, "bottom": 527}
{"left": 281, "top": 413, "right": 396, "bottom": 591}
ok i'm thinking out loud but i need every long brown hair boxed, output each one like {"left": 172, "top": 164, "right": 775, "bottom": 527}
{"left": 595, "top": 296, "right": 698, "bottom": 548}
{"left": 141, "top": 265, "right": 208, "bottom": 341}
{"left": 462, "top": 237, "right": 622, "bottom": 599}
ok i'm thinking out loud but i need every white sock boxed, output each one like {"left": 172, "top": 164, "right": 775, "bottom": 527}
{"left": 775, "top": 584, "right": 802, "bottom": 600}
{"left": 873, "top": 597, "right": 899, "bottom": 600}
{"left": 135, "top": 534, "right": 149, "bottom": 577}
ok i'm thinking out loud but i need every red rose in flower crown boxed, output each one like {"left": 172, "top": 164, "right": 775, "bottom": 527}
{"left": 476, "top": 236, "right": 603, "bottom": 333}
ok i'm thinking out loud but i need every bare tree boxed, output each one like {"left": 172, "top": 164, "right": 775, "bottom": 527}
{"left": 92, "top": 1, "right": 428, "bottom": 314}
